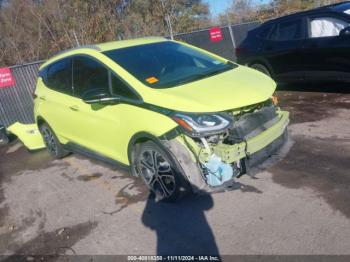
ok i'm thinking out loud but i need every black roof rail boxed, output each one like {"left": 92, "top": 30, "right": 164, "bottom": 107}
{"left": 262, "top": 1, "right": 350, "bottom": 25}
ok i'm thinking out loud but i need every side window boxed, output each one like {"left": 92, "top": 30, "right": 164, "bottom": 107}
{"left": 47, "top": 58, "right": 72, "bottom": 94}
{"left": 73, "top": 56, "right": 109, "bottom": 98}
{"left": 309, "top": 17, "right": 349, "bottom": 38}
{"left": 271, "top": 19, "right": 303, "bottom": 41}
{"left": 111, "top": 74, "right": 139, "bottom": 100}
{"left": 257, "top": 24, "right": 273, "bottom": 39}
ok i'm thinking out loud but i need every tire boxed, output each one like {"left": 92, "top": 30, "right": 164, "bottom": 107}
{"left": 0, "top": 125, "right": 9, "bottom": 146}
{"left": 0, "top": 134, "right": 9, "bottom": 146}
{"left": 39, "top": 123, "right": 69, "bottom": 159}
{"left": 132, "top": 140, "right": 191, "bottom": 202}
{"left": 250, "top": 63, "right": 271, "bottom": 77}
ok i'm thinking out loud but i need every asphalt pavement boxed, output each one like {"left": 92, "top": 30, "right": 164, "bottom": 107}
{"left": 0, "top": 89, "right": 350, "bottom": 258}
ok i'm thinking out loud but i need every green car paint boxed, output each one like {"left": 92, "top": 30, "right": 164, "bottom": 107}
{"left": 35, "top": 80, "right": 177, "bottom": 164}
{"left": 34, "top": 37, "right": 289, "bottom": 169}
{"left": 39, "top": 38, "right": 276, "bottom": 113}
{"left": 7, "top": 122, "right": 45, "bottom": 150}
{"left": 136, "top": 65, "right": 275, "bottom": 113}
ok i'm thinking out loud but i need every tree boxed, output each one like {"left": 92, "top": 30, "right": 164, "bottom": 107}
{"left": 0, "top": 0, "right": 210, "bottom": 66}
{"left": 118, "top": 0, "right": 210, "bottom": 38}
{"left": 261, "top": 0, "right": 344, "bottom": 19}
{"left": 219, "top": 0, "right": 344, "bottom": 25}
{"left": 0, "top": 0, "right": 126, "bottom": 65}
{"left": 218, "top": 0, "right": 259, "bottom": 25}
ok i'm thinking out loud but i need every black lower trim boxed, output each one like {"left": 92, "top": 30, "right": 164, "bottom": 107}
{"left": 245, "top": 129, "right": 288, "bottom": 171}
{"left": 64, "top": 142, "right": 130, "bottom": 171}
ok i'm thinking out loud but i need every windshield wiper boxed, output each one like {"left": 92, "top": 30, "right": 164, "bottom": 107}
{"left": 174, "top": 65, "right": 235, "bottom": 86}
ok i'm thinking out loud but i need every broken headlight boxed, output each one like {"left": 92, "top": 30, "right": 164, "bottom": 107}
{"left": 172, "top": 113, "right": 233, "bottom": 137}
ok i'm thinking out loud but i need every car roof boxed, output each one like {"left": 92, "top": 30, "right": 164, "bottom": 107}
{"left": 262, "top": 1, "right": 350, "bottom": 26}
{"left": 40, "top": 36, "right": 168, "bottom": 69}
{"left": 96, "top": 37, "right": 168, "bottom": 51}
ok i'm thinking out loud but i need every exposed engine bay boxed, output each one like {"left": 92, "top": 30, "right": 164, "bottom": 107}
{"left": 185, "top": 99, "right": 288, "bottom": 188}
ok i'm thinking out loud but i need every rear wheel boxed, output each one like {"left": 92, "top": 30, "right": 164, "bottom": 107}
{"left": 132, "top": 141, "right": 189, "bottom": 202}
{"left": 0, "top": 135, "right": 9, "bottom": 146}
{"left": 250, "top": 63, "right": 271, "bottom": 77}
{"left": 0, "top": 126, "right": 9, "bottom": 146}
{"left": 39, "top": 123, "right": 69, "bottom": 159}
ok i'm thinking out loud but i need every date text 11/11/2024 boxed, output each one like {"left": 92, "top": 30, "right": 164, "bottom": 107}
{"left": 127, "top": 255, "right": 220, "bottom": 261}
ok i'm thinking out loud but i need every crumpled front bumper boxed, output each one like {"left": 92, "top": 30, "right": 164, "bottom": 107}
{"left": 204, "top": 111, "right": 289, "bottom": 164}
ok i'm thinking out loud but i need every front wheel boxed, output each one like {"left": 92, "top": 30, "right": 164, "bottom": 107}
{"left": 132, "top": 141, "right": 189, "bottom": 202}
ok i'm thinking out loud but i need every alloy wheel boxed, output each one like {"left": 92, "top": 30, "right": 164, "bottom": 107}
{"left": 138, "top": 149, "right": 176, "bottom": 201}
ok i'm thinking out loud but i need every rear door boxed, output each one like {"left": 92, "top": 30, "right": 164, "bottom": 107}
{"left": 40, "top": 58, "right": 76, "bottom": 140}
{"left": 261, "top": 17, "right": 307, "bottom": 82}
{"left": 301, "top": 13, "right": 350, "bottom": 81}
{"left": 237, "top": 24, "right": 274, "bottom": 65}
{"left": 63, "top": 55, "right": 120, "bottom": 158}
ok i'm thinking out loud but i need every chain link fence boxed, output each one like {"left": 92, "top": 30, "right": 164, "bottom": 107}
{"left": 0, "top": 61, "right": 43, "bottom": 127}
{"left": 175, "top": 21, "right": 260, "bottom": 61}
{"left": 0, "top": 21, "right": 261, "bottom": 127}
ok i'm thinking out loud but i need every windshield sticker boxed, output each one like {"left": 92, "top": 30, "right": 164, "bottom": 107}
{"left": 146, "top": 77, "right": 159, "bottom": 84}
{"left": 212, "top": 60, "right": 222, "bottom": 65}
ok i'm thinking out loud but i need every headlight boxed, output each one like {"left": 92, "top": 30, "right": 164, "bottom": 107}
{"left": 172, "top": 113, "right": 233, "bottom": 137}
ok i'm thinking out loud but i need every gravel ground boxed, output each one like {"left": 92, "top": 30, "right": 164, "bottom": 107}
{"left": 0, "top": 90, "right": 350, "bottom": 258}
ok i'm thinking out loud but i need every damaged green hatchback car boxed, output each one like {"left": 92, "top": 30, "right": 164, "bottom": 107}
{"left": 34, "top": 37, "right": 289, "bottom": 201}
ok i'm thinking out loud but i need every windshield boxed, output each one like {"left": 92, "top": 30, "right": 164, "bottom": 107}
{"left": 103, "top": 41, "right": 236, "bottom": 88}
{"left": 334, "top": 2, "right": 350, "bottom": 14}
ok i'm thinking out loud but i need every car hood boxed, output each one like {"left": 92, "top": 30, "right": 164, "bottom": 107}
{"left": 142, "top": 65, "right": 276, "bottom": 113}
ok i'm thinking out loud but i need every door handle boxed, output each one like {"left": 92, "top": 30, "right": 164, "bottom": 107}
{"left": 69, "top": 105, "right": 79, "bottom": 111}
{"left": 39, "top": 96, "right": 46, "bottom": 101}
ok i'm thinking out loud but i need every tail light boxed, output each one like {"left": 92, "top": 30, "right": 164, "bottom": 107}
{"left": 235, "top": 47, "right": 245, "bottom": 57}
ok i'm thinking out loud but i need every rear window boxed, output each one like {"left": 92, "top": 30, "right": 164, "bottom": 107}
{"left": 333, "top": 2, "right": 350, "bottom": 14}
{"left": 103, "top": 41, "right": 236, "bottom": 89}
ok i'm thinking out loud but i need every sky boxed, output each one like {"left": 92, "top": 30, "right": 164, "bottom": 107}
{"left": 204, "top": 0, "right": 271, "bottom": 16}
{"left": 204, "top": 0, "right": 231, "bottom": 16}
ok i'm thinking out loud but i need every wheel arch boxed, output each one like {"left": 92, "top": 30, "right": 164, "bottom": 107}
{"left": 127, "top": 132, "right": 162, "bottom": 165}
{"left": 248, "top": 58, "right": 275, "bottom": 77}
{"left": 127, "top": 132, "right": 207, "bottom": 192}
{"left": 36, "top": 116, "right": 47, "bottom": 127}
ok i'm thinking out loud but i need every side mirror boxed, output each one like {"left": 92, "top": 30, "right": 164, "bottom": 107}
{"left": 82, "top": 88, "right": 120, "bottom": 104}
{"left": 339, "top": 26, "right": 350, "bottom": 37}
